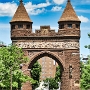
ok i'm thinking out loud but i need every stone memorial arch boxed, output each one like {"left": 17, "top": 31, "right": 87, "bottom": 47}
{"left": 10, "top": 0, "right": 81, "bottom": 90}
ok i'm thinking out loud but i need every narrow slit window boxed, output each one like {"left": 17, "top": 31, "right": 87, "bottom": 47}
{"left": 68, "top": 24, "right": 72, "bottom": 28}
{"left": 26, "top": 25, "right": 30, "bottom": 29}
{"left": 18, "top": 24, "right": 23, "bottom": 28}
{"left": 60, "top": 24, "right": 64, "bottom": 29}
{"left": 11, "top": 25, "right": 15, "bottom": 29}
{"left": 76, "top": 24, "right": 79, "bottom": 28}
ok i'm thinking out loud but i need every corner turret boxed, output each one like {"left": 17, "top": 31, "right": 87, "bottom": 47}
{"left": 10, "top": 0, "right": 33, "bottom": 38}
{"left": 58, "top": 0, "right": 81, "bottom": 31}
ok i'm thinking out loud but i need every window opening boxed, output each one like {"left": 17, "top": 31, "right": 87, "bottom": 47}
{"left": 11, "top": 25, "right": 15, "bottom": 29}
{"left": 60, "top": 24, "right": 64, "bottom": 29}
{"left": 76, "top": 24, "right": 79, "bottom": 28}
{"left": 18, "top": 24, "right": 23, "bottom": 28}
{"left": 26, "top": 25, "right": 30, "bottom": 29}
{"left": 68, "top": 24, "right": 72, "bottom": 28}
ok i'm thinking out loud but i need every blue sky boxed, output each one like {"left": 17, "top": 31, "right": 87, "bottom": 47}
{"left": 0, "top": 0, "right": 90, "bottom": 57}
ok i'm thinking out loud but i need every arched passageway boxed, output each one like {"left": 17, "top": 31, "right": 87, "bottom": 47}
{"left": 28, "top": 51, "right": 64, "bottom": 71}
{"left": 28, "top": 51, "right": 64, "bottom": 90}
{"left": 11, "top": 0, "right": 81, "bottom": 90}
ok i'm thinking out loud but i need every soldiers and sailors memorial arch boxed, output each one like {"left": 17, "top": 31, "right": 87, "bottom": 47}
{"left": 10, "top": 0, "right": 81, "bottom": 90}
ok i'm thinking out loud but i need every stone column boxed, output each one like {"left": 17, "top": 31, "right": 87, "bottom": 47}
{"left": 22, "top": 81, "right": 32, "bottom": 90}
{"left": 60, "top": 50, "right": 80, "bottom": 90}
{"left": 21, "top": 64, "right": 32, "bottom": 90}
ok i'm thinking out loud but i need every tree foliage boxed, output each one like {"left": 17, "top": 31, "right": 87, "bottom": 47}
{"left": 0, "top": 41, "right": 5, "bottom": 45}
{"left": 85, "top": 33, "right": 90, "bottom": 50}
{"left": 0, "top": 45, "right": 35, "bottom": 90}
{"left": 43, "top": 65, "right": 61, "bottom": 89}
{"left": 80, "top": 59, "right": 90, "bottom": 90}
{"left": 80, "top": 33, "right": 90, "bottom": 90}
{"left": 44, "top": 77, "right": 59, "bottom": 89}
{"left": 30, "top": 61, "right": 41, "bottom": 89}
{"left": 55, "top": 65, "right": 61, "bottom": 82}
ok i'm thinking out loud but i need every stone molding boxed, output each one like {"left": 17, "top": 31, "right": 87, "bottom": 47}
{"left": 15, "top": 41, "right": 79, "bottom": 49}
{"left": 28, "top": 50, "right": 65, "bottom": 69}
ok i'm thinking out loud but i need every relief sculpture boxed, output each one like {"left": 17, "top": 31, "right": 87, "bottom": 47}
{"left": 15, "top": 41, "right": 79, "bottom": 49}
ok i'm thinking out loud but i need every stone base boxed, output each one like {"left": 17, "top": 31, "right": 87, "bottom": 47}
{"left": 22, "top": 82, "right": 32, "bottom": 90}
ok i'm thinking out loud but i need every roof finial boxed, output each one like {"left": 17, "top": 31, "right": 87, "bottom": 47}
{"left": 67, "top": 0, "right": 70, "bottom": 2}
{"left": 20, "top": 0, "right": 23, "bottom": 3}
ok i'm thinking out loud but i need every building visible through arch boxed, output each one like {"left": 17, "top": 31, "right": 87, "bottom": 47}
{"left": 10, "top": 0, "right": 81, "bottom": 90}
{"left": 38, "top": 56, "right": 58, "bottom": 81}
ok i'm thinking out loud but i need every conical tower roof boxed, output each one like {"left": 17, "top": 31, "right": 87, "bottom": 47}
{"left": 58, "top": 0, "right": 80, "bottom": 22}
{"left": 10, "top": 0, "right": 32, "bottom": 23}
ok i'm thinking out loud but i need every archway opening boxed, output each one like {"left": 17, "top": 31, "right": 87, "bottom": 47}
{"left": 28, "top": 52, "right": 64, "bottom": 90}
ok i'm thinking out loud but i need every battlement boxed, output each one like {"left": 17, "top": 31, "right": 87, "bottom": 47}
{"left": 11, "top": 25, "right": 80, "bottom": 39}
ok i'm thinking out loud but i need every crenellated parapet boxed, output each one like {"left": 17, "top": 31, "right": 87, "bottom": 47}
{"left": 11, "top": 25, "right": 80, "bottom": 38}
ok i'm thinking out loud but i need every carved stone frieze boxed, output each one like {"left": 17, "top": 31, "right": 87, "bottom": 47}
{"left": 15, "top": 41, "right": 79, "bottom": 49}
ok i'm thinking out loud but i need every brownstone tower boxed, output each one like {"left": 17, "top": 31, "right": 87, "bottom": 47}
{"left": 10, "top": 0, "right": 33, "bottom": 35}
{"left": 10, "top": 0, "right": 33, "bottom": 90}
{"left": 57, "top": 0, "right": 81, "bottom": 90}
{"left": 10, "top": 0, "right": 81, "bottom": 90}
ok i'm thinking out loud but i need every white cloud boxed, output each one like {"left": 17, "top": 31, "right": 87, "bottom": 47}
{"left": 0, "top": 1, "right": 51, "bottom": 17}
{"left": 78, "top": 15, "right": 89, "bottom": 23}
{"left": 53, "top": 0, "right": 65, "bottom": 4}
{"left": 76, "top": 9, "right": 90, "bottom": 13}
{"left": 0, "top": 2, "right": 17, "bottom": 16}
{"left": 25, "top": 1, "right": 50, "bottom": 9}
{"left": 51, "top": 6, "right": 62, "bottom": 11}
{"left": 28, "top": 8, "right": 45, "bottom": 15}
{"left": 25, "top": 1, "right": 50, "bottom": 15}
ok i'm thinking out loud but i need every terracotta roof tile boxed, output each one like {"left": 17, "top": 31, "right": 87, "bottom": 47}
{"left": 58, "top": 0, "right": 80, "bottom": 22}
{"left": 10, "top": 1, "right": 32, "bottom": 22}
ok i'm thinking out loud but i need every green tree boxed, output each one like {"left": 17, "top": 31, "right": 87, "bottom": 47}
{"left": 80, "top": 33, "right": 90, "bottom": 90}
{"left": 80, "top": 61, "right": 84, "bottom": 77}
{"left": 0, "top": 41, "right": 5, "bottom": 45}
{"left": 55, "top": 66, "right": 61, "bottom": 82}
{"left": 44, "top": 77, "right": 59, "bottom": 89}
{"left": 84, "top": 33, "right": 90, "bottom": 51}
{"left": 30, "top": 61, "right": 41, "bottom": 89}
{"left": 43, "top": 66, "right": 61, "bottom": 89}
{"left": 80, "top": 59, "right": 90, "bottom": 90}
{"left": 0, "top": 45, "right": 35, "bottom": 90}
